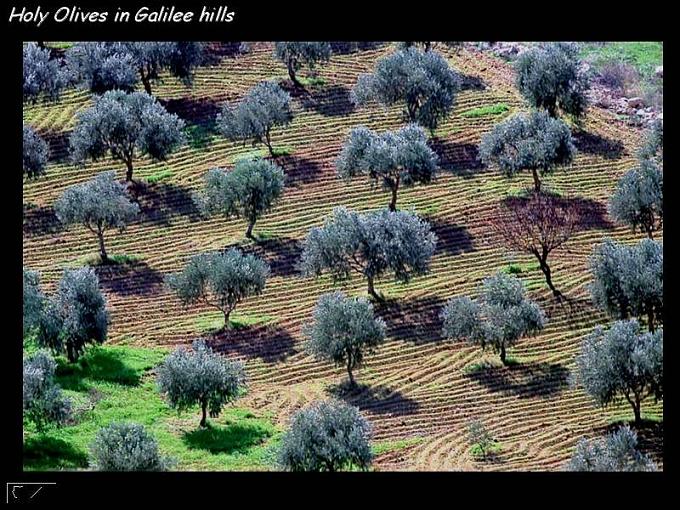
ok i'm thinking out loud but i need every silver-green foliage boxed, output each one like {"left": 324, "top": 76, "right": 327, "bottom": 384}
{"left": 589, "top": 238, "right": 663, "bottom": 331}
{"left": 23, "top": 124, "right": 49, "bottom": 179}
{"left": 69, "top": 90, "right": 185, "bottom": 181}
{"left": 23, "top": 269, "right": 44, "bottom": 336}
{"left": 23, "top": 351, "right": 72, "bottom": 432}
{"left": 353, "top": 47, "right": 460, "bottom": 130}
{"left": 37, "top": 267, "right": 109, "bottom": 363}
{"left": 196, "top": 159, "right": 285, "bottom": 238}
{"left": 89, "top": 422, "right": 174, "bottom": 471}
{"left": 23, "top": 42, "right": 69, "bottom": 103}
{"left": 274, "top": 42, "right": 332, "bottom": 85}
{"left": 608, "top": 159, "right": 662, "bottom": 238}
{"left": 54, "top": 171, "right": 140, "bottom": 262}
{"left": 304, "top": 291, "right": 386, "bottom": 386}
{"left": 516, "top": 42, "right": 589, "bottom": 119}
{"left": 639, "top": 119, "right": 663, "bottom": 164}
{"left": 336, "top": 124, "right": 439, "bottom": 211}
{"left": 300, "top": 207, "right": 437, "bottom": 300}
{"left": 65, "top": 42, "right": 139, "bottom": 94}
{"left": 479, "top": 110, "right": 575, "bottom": 191}
{"left": 279, "top": 399, "right": 373, "bottom": 472}
{"left": 157, "top": 339, "right": 246, "bottom": 427}
{"left": 217, "top": 81, "right": 293, "bottom": 156}
{"left": 575, "top": 319, "right": 662, "bottom": 424}
{"left": 441, "top": 272, "right": 545, "bottom": 364}
{"left": 565, "top": 426, "right": 656, "bottom": 471}
{"left": 166, "top": 249, "right": 269, "bottom": 326}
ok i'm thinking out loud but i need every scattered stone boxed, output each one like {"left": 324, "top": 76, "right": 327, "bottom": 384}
{"left": 655, "top": 66, "right": 663, "bottom": 78}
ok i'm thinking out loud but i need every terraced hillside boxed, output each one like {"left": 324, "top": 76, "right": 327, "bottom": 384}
{"left": 23, "top": 42, "right": 663, "bottom": 471}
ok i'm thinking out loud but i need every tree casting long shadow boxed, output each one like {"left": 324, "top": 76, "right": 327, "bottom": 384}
{"left": 207, "top": 324, "right": 297, "bottom": 364}
{"left": 500, "top": 194, "right": 615, "bottom": 231}
{"left": 465, "top": 361, "right": 570, "bottom": 399}
{"left": 429, "top": 138, "right": 483, "bottom": 178}
{"left": 329, "top": 383, "right": 421, "bottom": 416}
{"left": 182, "top": 422, "right": 273, "bottom": 455}
{"left": 131, "top": 181, "right": 203, "bottom": 226}
{"left": 377, "top": 296, "right": 447, "bottom": 344}
{"left": 572, "top": 130, "right": 626, "bottom": 160}
{"left": 428, "top": 217, "right": 476, "bottom": 256}
{"left": 299, "top": 84, "right": 356, "bottom": 117}
{"left": 227, "top": 236, "right": 303, "bottom": 278}
{"left": 96, "top": 260, "right": 165, "bottom": 297}
{"left": 23, "top": 204, "right": 63, "bottom": 237}
{"left": 277, "top": 154, "right": 327, "bottom": 188}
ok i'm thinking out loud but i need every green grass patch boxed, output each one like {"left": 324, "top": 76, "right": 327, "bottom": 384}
{"left": 66, "top": 253, "right": 142, "bottom": 268}
{"left": 193, "top": 311, "right": 276, "bottom": 333}
{"left": 464, "top": 356, "right": 521, "bottom": 374}
{"left": 373, "top": 437, "right": 424, "bottom": 456}
{"left": 298, "top": 76, "right": 327, "bottom": 87}
{"left": 23, "top": 344, "right": 281, "bottom": 471}
{"left": 470, "top": 441, "right": 502, "bottom": 459}
{"left": 461, "top": 103, "right": 510, "bottom": 118}
{"left": 419, "top": 203, "right": 441, "bottom": 216}
{"left": 146, "top": 169, "right": 175, "bottom": 184}
{"left": 185, "top": 124, "right": 216, "bottom": 150}
{"left": 580, "top": 42, "right": 663, "bottom": 77}
{"left": 46, "top": 42, "right": 75, "bottom": 50}
{"left": 502, "top": 261, "right": 541, "bottom": 275}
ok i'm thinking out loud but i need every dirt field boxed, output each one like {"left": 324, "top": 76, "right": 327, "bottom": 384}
{"left": 23, "top": 42, "right": 663, "bottom": 471}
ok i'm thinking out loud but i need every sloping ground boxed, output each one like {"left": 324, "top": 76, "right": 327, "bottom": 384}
{"left": 23, "top": 42, "right": 663, "bottom": 471}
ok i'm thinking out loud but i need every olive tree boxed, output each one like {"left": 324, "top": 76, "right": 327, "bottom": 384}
{"left": 23, "top": 351, "right": 72, "bottom": 432}
{"left": 516, "top": 42, "right": 589, "bottom": 119}
{"left": 157, "top": 339, "right": 246, "bottom": 428}
{"left": 37, "top": 267, "right": 109, "bottom": 362}
{"left": 279, "top": 399, "right": 372, "bottom": 472}
{"left": 336, "top": 124, "right": 439, "bottom": 211}
{"left": 589, "top": 238, "right": 663, "bottom": 332}
{"left": 196, "top": 159, "right": 285, "bottom": 239}
{"left": 217, "top": 81, "right": 293, "bottom": 157}
{"left": 441, "top": 272, "right": 546, "bottom": 365}
{"left": 54, "top": 171, "right": 140, "bottom": 264}
{"left": 23, "top": 42, "right": 69, "bottom": 103}
{"left": 490, "top": 192, "right": 578, "bottom": 298}
{"left": 300, "top": 207, "right": 437, "bottom": 301}
{"left": 23, "top": 269, "right": 45, "bottom": 336}
{"left": 69, "top": 90, "right": 186, "bottom": 182}
{"left": 23, "top": 125, "right": 49, "bottom": 179}
{"left": 304, "top": 292, "right": 386, "bottom": 387}
{"left": 639, "top": 119, "right": 663, "bottom": 164}
{"left": 479, "top": 111, "right": 575, "bottom": 192}
{"left": 353, "top": 47, "right": 460, "bottom": 130}
{"left": 274, "top": 42, "right": 332, "bottom": 87}
{"left": 565, "top": 426, "right": 656, "bottom": 471}
{"left": 90, "top": 422, "right": 174, "bottom": 471}
{"left": 66, "top": 42, "right": 139, "bottom": 94}
{"left": 125, "top": 41, "right": 205, "bottom": 95}
{"left": 609, "top": 159, "right": 662, "bottom": 239}
{"left": 166, "top": 249, "right": 269, "bottom": 329}
{"left": 575, "top": 319, "right": 663, "bottom": 426}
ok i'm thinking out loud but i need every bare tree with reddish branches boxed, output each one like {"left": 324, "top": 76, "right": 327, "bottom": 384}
{"left": 490, "top": 192, "right": 578, "bottom": 298}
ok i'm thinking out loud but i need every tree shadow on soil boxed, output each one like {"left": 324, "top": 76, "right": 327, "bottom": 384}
{"left": 161, "top": 97, "right": 222, "bottom": 128}
{"left": 572, "top": 130, "right": 626, "bottom": 160}
{"left": 23, "top": 204, "right": 63, "bottom": 237}
{"left": 465, "top": 361, "right": 570, "bottom": 399}
{"left": 376, "top": 296, "right": 447, "bottom": 344}
{"left": 207, "top": 324, "right": 297, "bottom": 364}
{"left": 429, "top": 138, "right": 483, "bottom": 177}
{"left": 130, "top": 181, "right": 203, "bottom": 225}
{"left": 277, "top": 154, "right": 327, "bottom": 187}
{"left": 299, "top": 84, "right": 355, "bottom": 117}
{"left": 183, "top": 422, "right": 272, "bottom": 455}
{"left": 23, "top": 436, "right": 89, "bottom": 470}
{"left": 96, "top": 260, "right": 164, "bottom": 297}
{"left": 428, "top": 217, "right": 476, "bottom": 256}
{"left": 459, "top": 73, "right": 488, "bottom": 91}
{"left": 328, "top": 383, "right": 421, "bottom": 416}
{"left": 227, "top": 237, "right": 303, "bottom": 278}
{"left": 41, "top": 129, "right": 71, "bottom": 163}
{"left": 329, "top": 42, "right": 385, "bottom": 54}
{"left": 500, "top": 193, "right": 615, "bottom": 231}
